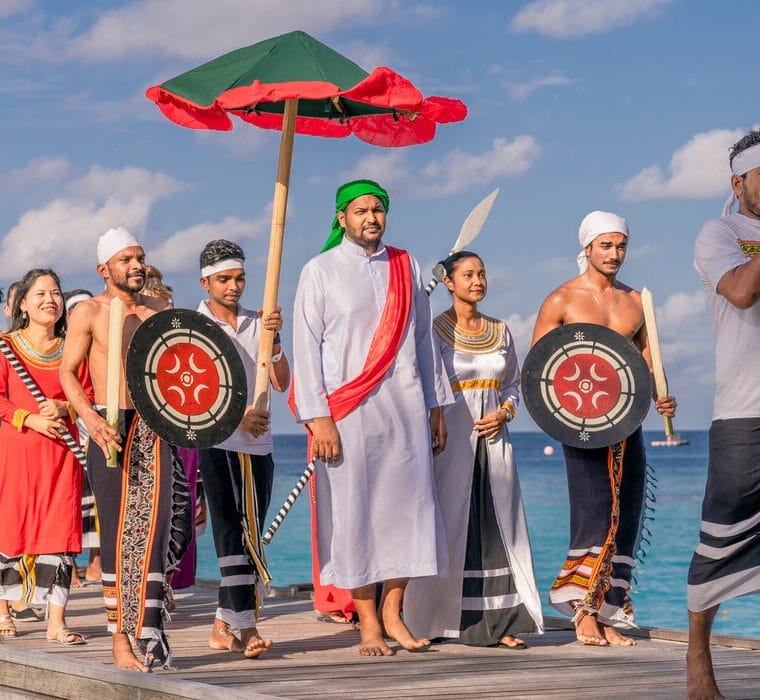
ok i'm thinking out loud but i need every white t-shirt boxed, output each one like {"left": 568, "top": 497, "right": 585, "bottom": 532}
{"left": 694, "top": 213, "right": 760, "bottom": 420}
{"left": 196, "top": 300, "right": 273, "bottom": 455}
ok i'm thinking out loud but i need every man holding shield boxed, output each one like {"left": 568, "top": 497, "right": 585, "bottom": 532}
{"left": 530, "top": 211, "right": 676, "bottom": 646}
{"left": 687, "top": 129, "right": 760, "bottom": 700}
{"left": 60, "top": 227, "right": 192, "bottom": 672}
{"left": 291, "top": 179, "right": 452, "bottom": 656}
{"left": 196, "top": 239, "right": 290, "bottom": 658}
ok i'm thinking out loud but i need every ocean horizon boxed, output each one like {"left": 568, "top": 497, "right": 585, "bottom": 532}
{"left": 195, "top": 430, "right": 760, "bottom": 639}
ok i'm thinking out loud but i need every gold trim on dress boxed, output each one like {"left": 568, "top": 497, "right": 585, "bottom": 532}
{"left": 450, "top": 378, "right": 502, "bottom": 392}
{"left": 12, "top": 408, "right": 31, "bottom": 431}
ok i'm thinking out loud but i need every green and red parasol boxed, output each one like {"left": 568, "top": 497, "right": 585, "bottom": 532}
{"left": 146, "top": 30, "right": 467, "bottom": 408}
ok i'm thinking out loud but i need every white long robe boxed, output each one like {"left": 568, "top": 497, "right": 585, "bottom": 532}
{"left": 405, "top": 319, "right": 544, "bottom": 639}
{"left": 292, "top": 237, "right": 453, "bottom": 589}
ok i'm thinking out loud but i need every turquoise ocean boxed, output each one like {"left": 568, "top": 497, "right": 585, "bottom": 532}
{"left": 195, "top": 430, "right": 760, "bottom": 638}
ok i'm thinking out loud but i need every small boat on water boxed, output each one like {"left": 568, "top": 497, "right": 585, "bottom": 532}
{"left": 650, "top": 433, "right": 689, "bottom": 447}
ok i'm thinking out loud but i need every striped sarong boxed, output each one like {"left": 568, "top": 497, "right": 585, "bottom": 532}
{"left": 0, "top": 552, "right": 73, "bottom": 609}
{"left": 198, "top": 448, "right": 273, "bottom": 631}
{"left": 549, "top": 427, "right": 654, "bottom": 628}
{"left": 688, "top": 418, "right": 760, "bottom": 611}
{"left": 80, "top": 466, "right": 100, "bottom": 549}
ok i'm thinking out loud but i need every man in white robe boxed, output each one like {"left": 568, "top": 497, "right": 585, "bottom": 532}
{"left": 291, "top": 179, "right": 452, "bottom": 656}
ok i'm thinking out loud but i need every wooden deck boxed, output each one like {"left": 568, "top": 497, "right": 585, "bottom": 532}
{"left": 1, "top": 581, "right": 759, "bottom": 699}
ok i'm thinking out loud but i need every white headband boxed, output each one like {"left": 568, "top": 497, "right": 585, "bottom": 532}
{"left": 577, "top": 210, "right": 629, "bottom": 273}
{"left": 65, "top": 293, "right": 92, "bottom": 310}
{"left": 201, "top": 258, "right": 245, "bottom": 277}
{"left": 723, "top": 143, "right": 760, "bottom": 216}
{"left": 97, "top": 227, "right": 142, "bottom": 264}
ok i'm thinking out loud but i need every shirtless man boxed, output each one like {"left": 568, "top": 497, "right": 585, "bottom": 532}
{"left": 60, "top": 227, "right": 191, "bottom": 671}
{"left": 531, "top": 210, "right": 676, "bottom": 646}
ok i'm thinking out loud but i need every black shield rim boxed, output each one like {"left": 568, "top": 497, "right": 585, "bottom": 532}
{"left": 126, "top": 308, "right": 247, "bottom": 449}
{"left": 521, "top": 323, "right": 652, "bottom": 448}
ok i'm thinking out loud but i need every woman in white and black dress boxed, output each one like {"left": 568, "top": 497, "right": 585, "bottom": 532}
{"left": 405, "top": 251, "right": 543, "bottom": 648}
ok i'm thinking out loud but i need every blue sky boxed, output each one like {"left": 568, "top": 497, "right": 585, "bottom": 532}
{"left": 1, "top": 0, "right": 757, "bottom": 433}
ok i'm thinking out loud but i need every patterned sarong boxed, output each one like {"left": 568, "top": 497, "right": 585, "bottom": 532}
{"left": 688, "top": 418, "right": 760, "bottom": 611}
{"left": 0, "top": 552, "right": 73, "bottom": 608}
{"left": 88, "top": 410, "right": 192, "bottom": 668}
{"left": 549, "top": 427, "right": 654, "bottom": 628}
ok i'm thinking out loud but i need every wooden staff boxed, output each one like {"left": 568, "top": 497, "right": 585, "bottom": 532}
{"left": 106, "top": 297, "right": 124, "bottom": 467}
{"left": 253, "top": 98, "right": 298, "bottom": 412}
{"left": 641, "top": 287, "right": 674, "bottom": 437}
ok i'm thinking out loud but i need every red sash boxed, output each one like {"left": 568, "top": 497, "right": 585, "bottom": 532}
{"left": 288, "top": 245, "right": 413, "bottom": 426}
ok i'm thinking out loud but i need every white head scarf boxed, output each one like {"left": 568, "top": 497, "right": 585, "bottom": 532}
{"left": 97, "top": 227, "right": 141, "bottom": 265}
{"left": 723, "top": 143, "right": 760, "bottom": 216}
{"left": 577, "top": 211, "right": 629, "bottom": 273}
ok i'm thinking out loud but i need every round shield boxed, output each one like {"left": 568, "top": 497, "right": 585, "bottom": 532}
{"left": 126, "top": 309, "right": 247, "bottom": 449}
{"left": 521, "top": 323, "right": 652, "bottom": 449}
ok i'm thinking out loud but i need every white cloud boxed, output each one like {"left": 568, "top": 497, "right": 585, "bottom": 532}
{"left": 510, "top": 0, "right": 673, "bottom": 39}
{"left": 148, "top": 215, "right": 270, "bottom": 274}
{"left": 418, "top": 136, "right": 541, "bottom": 196}
{"left": 0, "top": 156, "right": 71, "bottom": 190}
{"left": 341, "top": 151, "right": 412, "bottom": 193}
{"left": 618, "top": 128, "right": 743, "bottom": 201}
{"left": 0, "top": 165, "right": 185, "bottom": 278}
{"left": 507, "top": 73, "right": 574, "bottom": 101}
{"left": 67, "top": 0, "right": 383, "bottom": 61}
{"left": 341, "top": 136, "right": 540, "bottom": 199}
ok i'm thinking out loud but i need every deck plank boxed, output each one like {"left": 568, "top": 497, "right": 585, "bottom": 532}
{"left": 1, "top": 582, "right": 758, "bottom": 699}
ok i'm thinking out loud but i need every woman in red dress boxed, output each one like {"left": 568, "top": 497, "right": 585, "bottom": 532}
{"left": 0, "top": 268, "right": 93, "bottom": 644}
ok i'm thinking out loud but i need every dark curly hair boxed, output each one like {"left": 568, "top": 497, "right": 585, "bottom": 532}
{"left": 729, "top": 129, "right": 760, "bottom": 169}
{"left": 199, "top": 240, "right": 246, "bottom": 271}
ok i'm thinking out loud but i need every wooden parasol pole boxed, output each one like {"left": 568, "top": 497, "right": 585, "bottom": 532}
{"left": 253, "top": 98, "right": 298, "bottom": 411}
{"left": 641, "top": 287, "right": 673, "bottom": 437}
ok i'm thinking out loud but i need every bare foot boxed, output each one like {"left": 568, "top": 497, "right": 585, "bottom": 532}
{"left": 499, "top": 635, "right": 527, "bottom": 649}
{"left": 85, "top": 554, "right": 102, "bottom": 582}
{"left": 208, "top": 619, "right": 244, "bottom": 652}
{"left": 70, "top": 568, "right": 84, "bottom": 589}
{"left": 687, "top": 648, "right": 724, "bottom": 699}
{"left": 112, "top": 632, "right": 150, "bottom": 672}
{"left": 240, "top": 627, "right": 273, "bottom": 659}
{"left": 574, "top": 612, "right": 608, "bottom": 646}
{"left": 382, "top": 614, "right": 430, "bottom": 652}
{"left": 358, "top": 616, "right": 394, "bottom": 657}
{"left": 602, "top": 624, "right": 636, "bottom": 646}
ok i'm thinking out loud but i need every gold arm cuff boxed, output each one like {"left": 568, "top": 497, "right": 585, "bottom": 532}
{"left": 500, "top": 401, "right": 517, "bottom": 419}
{"left": 11, "top": 409, "right": 31, "bottom": 431}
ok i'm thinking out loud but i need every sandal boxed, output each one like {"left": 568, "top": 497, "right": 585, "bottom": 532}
{"left": 47, "top": 626, "right": 86, "bottom": 645}
{"left": 0, "top": 615, "right": 18, "bottom": 637}
{"left": 10, "top": 606, "right": 41, "bottom": 622}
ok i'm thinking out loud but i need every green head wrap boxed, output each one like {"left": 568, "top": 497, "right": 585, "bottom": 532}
{"left": 321, "top": 179, "right": 390, "bottom": 252}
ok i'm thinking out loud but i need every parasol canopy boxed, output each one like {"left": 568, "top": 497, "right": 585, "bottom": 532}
{"left": 146, "top": 30, "right": 466, "bottom": 146}
{"left": 146, "top": 30, "right": 467, "bottom": 410}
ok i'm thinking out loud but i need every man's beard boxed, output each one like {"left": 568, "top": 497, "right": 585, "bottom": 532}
{"left": 112, "top": 275, "right": 145, "bottom": 294}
